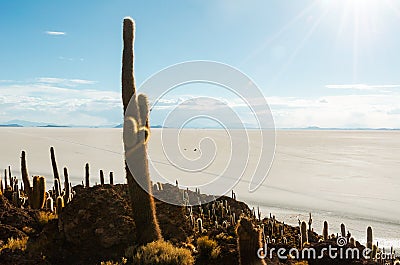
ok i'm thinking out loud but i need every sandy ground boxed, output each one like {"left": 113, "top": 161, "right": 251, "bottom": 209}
{"left": 0, "top": 128, "right": 399, "bottom": 250}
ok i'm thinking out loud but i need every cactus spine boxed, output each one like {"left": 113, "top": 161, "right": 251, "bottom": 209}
{"left": 323, "top": 221, "right": 328, "bottom": 241}
{"left": 122, "top": 17, "right": 161, "bottom": 245}
{"left": 85, "top": 163, "right": 90, "bottom": 188}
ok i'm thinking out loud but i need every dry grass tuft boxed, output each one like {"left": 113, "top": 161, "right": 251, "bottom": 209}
{"left": 196, "top": 236, "right": 221, "bottom": 259}
{"left": 133, "top": 240, "right": 194, "bottom": 265}
{"left": 0, "top": 237, "right": 28, "bottom": 253}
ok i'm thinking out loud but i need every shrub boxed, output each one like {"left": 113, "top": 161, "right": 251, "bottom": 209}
{"left": 133, "top": 240, "right": 194, "bottom": 265}
{"left": 37, "top": 211, "right": 57, "bottom": 226}
{"left": 196, "top": 236, "right": 221, "bottom": 259}
{"left": 0, "top": 237, "right": 28, "bottom": 252}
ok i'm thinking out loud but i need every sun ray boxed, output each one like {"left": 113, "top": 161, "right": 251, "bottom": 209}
{"left": 270, "top": 7, "right": 328, "bottom": 85}
{"left": 241, "top": 0, "right": 320, "bottom": 65}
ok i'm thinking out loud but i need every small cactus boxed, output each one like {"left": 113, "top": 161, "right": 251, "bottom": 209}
{"left": 340, "top": 223, "right": 346, "bottom": 237}
{"left": 46, "top": 196, "right": 54, "bottom": 212}
{"left": 85, "top": 163, "right": 90, "bottom": 188}
{"left": 301, "top": 221, "right": 308, "bottom": 247}
{"left": 64, "top": 167, "right": 71, "bottom": 203}
{"left": 197, "top": 218, "right": 203, "bottom": 233}
{"left": 367, "top": 226, "right": 373, "bottom": 249}
{"left": 56, "top": 195, "right": 64, "bottom": 216}
{"left": 109, "top": 172, "right": 114, "bottom": 185}
{"left": 323, "top": 221, "right": 329, "bottom": 241}
{"left": 100, "top": 170, "right": 104, "bottom": 185}
{"left": 32, "top": 176, "right": 46, "bottom": 209}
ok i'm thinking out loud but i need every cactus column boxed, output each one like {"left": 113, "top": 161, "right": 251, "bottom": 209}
{"left": 21, "top": 151, "right": 32, "bottom": 202}
{"left": 121, "top": 17, "right": 161, "bottom": 245}
{"left": 236, "top": 217, "right": 266, "bottom": 265}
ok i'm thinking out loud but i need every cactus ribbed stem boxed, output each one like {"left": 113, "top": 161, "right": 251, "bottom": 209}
{"left": 122, "top": 17, "right": 161, "bottom": 245}
{"left": 236, "top": 218, "right": 266, "bottom": 265}
{"left": 21, "top": 151, "right": 32, "bottom": 201}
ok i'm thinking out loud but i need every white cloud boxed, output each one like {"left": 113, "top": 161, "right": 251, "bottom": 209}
{"left": 45, "top": 31, "right": 66, "bottom": 36}
{"left": 0, "top": 79, "right": 120, "bottom": 126}
{"left": 326, "top": 84, "right": 400, "bottom": 90}
{"left": 36, "top": 77, "right": 97, "bottom": 86}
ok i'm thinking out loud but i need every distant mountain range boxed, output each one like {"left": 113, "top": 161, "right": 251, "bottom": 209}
{"left": 0, "top": 120, "right": 399, "bottom": 130}
{"left": 0, "top": 120, "right": 164, "bottom": 128}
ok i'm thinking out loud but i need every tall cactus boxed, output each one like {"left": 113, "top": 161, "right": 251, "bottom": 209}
{"left": 121, "top": 17, "right": 161, "bottom": 245}
{"left": 236, "top": 217, "right": 266, "bottom": 265}
{"left": 50, "top": 147, "right": 62, "bottom": 194}
{"left": 323, "top": 221, "right": 328, "bottom": 241}
{"left": 21, "top": 151, "right": 32, "bottom": 200}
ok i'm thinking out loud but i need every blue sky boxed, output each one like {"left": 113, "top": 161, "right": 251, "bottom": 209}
{"left": 1, "top": 0, "right": 400, "bottom": 128}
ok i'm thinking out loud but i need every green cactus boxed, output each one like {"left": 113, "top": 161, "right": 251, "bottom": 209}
{"left": 31, "top": 176, "right": 46, "bottom": 209}
{"left": 367, "top": 226, "right": 373, "bottom": 249}
{"left": 323, "top": 221, "right": 328, "bottom": 241}
{"left": 85, "top": 163, "right": 90, "bottom": 188}
{"left": 121, "top": 17, "right": 161, "bottom": 245}
{"left": 236, "top": 217, "right": 266, "bottom": 265}
{"left": 301, "top": 221, "right": 308, "bottom": 247}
